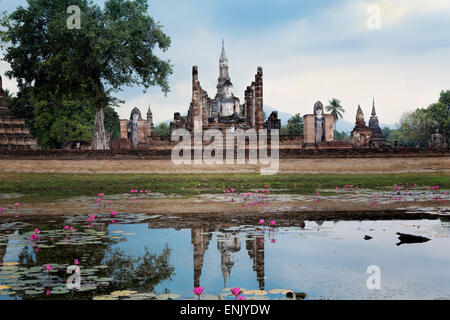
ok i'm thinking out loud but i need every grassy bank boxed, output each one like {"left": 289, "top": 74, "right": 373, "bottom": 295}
{"left": 0, "top": 172, "right": 449, "bottom": 203}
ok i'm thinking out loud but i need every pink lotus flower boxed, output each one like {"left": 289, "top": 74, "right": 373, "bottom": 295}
{"left": 231, "top": 287, "right": 242, "bottom": 297}
{"left": 270, "top": 220, "right": 276, "bottom": 225}
{"left": 237, "top": 295, "right": 246, "bottom": 300}
{"left": 0, "top": 207, "right": 4, "bottom": 214}
{"left": 45, "top": 265, "right": 52, "bottom": 271}
{"left": 74, "top": 259, "right": 79, "bottom": 265}
{"left": 15, "top": 203, "right": 19, "bottom": 206}
{"left": 46, "top": 290, "right": 51, "bottom": 296}
{"left": 30, "top": 234, "right": 38, "bottom": 241}
{"left": 259, "top": 219, "right": 265, "bottom": 224}
{"left": 193, "top": 286, "right": 204, "bottom": 300}
{"left": 64, "top": 225, "right": 69, "bottom": 230}
{"left": 111, "top": 211, "right": 117, "bottom": 216}
{"left": 34, "top": 228, "right": 40, "bottom": 234}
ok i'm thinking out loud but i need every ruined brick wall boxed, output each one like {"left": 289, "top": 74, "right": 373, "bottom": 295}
{"left": 1, "top": 147, "right": 449, "bottom": 160}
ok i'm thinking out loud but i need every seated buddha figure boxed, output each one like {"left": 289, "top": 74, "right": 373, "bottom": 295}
{"left": 217, "top": 80, "right": 240, "bottom": 117}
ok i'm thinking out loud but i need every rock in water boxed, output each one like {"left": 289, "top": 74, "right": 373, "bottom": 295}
{"left": 395, "top": 232, "right": 430, "bottom": 246}
{"left": 295, "top": 292, "right": 307, "bottom": 300}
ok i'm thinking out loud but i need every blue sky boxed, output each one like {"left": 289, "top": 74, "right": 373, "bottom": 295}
{"left": 1, "top": 0, "right": 450, "bottom": 124}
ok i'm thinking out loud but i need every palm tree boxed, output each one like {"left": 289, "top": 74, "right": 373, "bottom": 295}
{"left": 326, "top": 98, "right": 345, "bottom": 139}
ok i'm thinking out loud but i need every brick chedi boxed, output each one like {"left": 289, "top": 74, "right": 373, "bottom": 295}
{"left": 351, "top": 105, "right": 372, "bottom": 147}
{"left": 368, "top": 98, "right": 390, "bottom": 146}
{"left": 0, "top": 75, "right": 39, "bottom": 150}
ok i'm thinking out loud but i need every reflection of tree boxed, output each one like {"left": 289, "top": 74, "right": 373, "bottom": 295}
{"left": 103, "top": 245, "right": 174, "bottom": 292}
{"left": 0, "top": 245, "right": 6, "bottom": 265}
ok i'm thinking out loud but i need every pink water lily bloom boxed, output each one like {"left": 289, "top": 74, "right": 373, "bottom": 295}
{"left": 231, "top": 288, "right": 242, "bottom": 297}
{"left": 193, "top": 286, "right": 204, "bottom": 299}
{"left": 34, "top": 228, "right": 40, "bottom": 234}
{"left": 74, "top": 259, "right": 79, "bottom": 265}
{"left": 259, "top": 219, "right": 265, "bottom": 224}
{"left": 237, "top": 296, "right": 246, "bottom": 300}
{"left": 45, "top": 265, "right": 52, "bottom": 271}
{"left": 270, "top": 220, "right": 276, "bottom": 225}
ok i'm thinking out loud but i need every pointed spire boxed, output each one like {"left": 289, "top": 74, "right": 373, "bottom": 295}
{"left": 219, "top": 39, "right": 227, "bottom": 62}
{"left": 371, "top": 97, "right": 376, "bottom": 116}
{"left": 147, "top": 105, "right": 152, "bottom": 117}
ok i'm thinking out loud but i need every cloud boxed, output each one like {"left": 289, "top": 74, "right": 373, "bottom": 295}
{"left": 2, "top": 0, "right": 449, "bottom": 126}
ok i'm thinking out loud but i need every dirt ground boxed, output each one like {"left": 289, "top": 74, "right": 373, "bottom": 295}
{"left": 2, "top": 195, "right": 447, "bottom": 222}
{"left": 0, "top": 157, "right": 449, "bottom": 174}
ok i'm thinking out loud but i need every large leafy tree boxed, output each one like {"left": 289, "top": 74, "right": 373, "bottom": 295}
{"left": 326, "top": 98, "right": 344, "bottom": 139}
{"left": 280, "top": 113, "right": 303, "bottom": 135}
{"left": 0, "top": 0, "right": 172, "bottom": 149}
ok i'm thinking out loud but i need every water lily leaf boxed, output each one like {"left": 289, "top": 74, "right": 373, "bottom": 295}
{"left": 268, "top": 289, "right": 283, "bottom": 294}
{"left": 93, "top": 295, "right": 118, "bottom": 300}
{"left": 110, "top": 290, "right": 137, "bottom": 297}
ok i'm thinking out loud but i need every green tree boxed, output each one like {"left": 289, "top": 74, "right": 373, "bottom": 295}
{"left": 326, "top": 98, "right": 345, "bottom": 139}
{"left": 104, "top": 106, "right": 120, "bottom": 140}
{"left": 154, "top": 122, "right": 170, "bottom": 136}
{"left": 0, "top": 0, "right": 172, "bottom": 150}
{"left": 280, "top": 113, "right": 303, "bottom": 135}
{"left": 335, "top": 131, "right": 351, "bottom": 141}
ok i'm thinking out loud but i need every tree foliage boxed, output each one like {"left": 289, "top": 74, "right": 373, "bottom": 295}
{"left": 280, "top": 113, "right": 303, "bottom": 135}
{"left": 0, "top": 0, "right": 172, "bottom": 149}
{"left": 153, "top": 122, "right": 170, "bottom": 136}
{"left": 382, "top": 90, "right": 449, "bottom": 146}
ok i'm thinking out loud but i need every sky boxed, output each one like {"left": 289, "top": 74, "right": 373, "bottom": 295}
{"left": 1, "top": 0, "right": 450, "bottom": 125}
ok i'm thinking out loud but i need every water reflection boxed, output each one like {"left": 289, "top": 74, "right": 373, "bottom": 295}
{"left": 1, "top": 215, "right": 450, "bottom": 300}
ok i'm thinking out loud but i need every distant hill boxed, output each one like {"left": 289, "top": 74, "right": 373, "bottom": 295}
{"left": 264, "top": 105, "right": 294, "bottom": 126}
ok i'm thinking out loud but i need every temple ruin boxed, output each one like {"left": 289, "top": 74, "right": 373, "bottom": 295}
{"left": 351, "top": 99, "right": 390, "bottom": 148}
{"left": 0, "top": 75, "right": 39, "bottom": 150}
{"left": 170, "top": 41, "right": 275, "bottom": 133}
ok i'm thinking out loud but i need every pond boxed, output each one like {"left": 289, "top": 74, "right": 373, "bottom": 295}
{"left": 1, "top": 208, "right": 449, "bottom": 300}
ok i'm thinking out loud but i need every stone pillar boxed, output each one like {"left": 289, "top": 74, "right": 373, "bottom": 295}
{"left": 192, "top": 66, "right": 202, "bottom": 132}
{"left": 324, "top": 114, "right": 335, "bottom": 142}
{"left": 255, "top": 67, "right": 264, "bottom": 130}
{"left": 303, "top": 114, "right": 315, "bottom": 145}
{"left": 201, "top": 89, "right": 208, "bottom": 126}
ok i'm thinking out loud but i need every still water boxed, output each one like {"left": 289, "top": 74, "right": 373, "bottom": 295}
{"left": 0, "top": 214, "right": 449, "bottom": 300}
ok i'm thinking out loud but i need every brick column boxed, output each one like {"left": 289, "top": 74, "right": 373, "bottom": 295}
{"left": 255, "top": 67, "right": 264, "bottom": 130}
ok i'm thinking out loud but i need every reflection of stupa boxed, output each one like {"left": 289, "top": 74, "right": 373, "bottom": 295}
{"left": 246, "top": 236, "right": 265, "bottom": 290}
{"left": 191, "top": 228, "right": 212, "bottom": 287}
{"left": 217, "top": 233, "right": 241, "bottom": 287}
